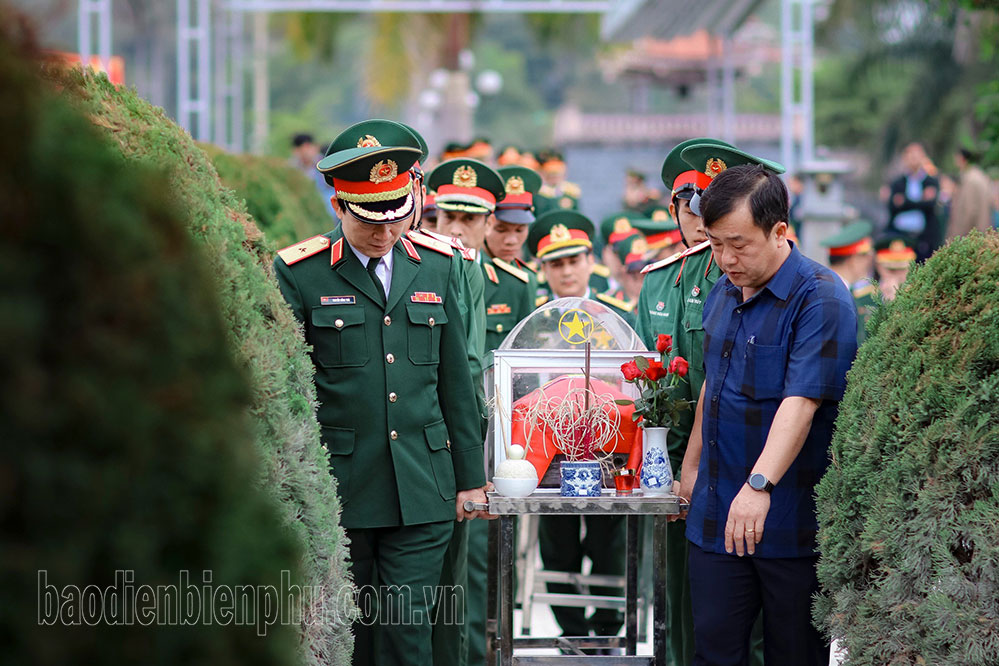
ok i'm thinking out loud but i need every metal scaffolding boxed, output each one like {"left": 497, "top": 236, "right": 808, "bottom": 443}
{"left": 77, "top": 0, "right": 112, "bottom": 72}
{"left": 780, "top": 0, "right": 815, "bottom": 174}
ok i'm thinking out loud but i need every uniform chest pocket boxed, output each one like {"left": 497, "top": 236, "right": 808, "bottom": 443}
{"left": 682, "top": 302, "right": 705, "bottom": 333}
{"left": 310, "top": 306, "right": 368, "bottom": 368}
{"left": 407, "top": 304, "right": 447, "bottom": 365}
{"left": 486, "top": 310, "right": 517, "bottom": 339}
{"left": 740, "top": 343, "right": 787, "bottom": 400}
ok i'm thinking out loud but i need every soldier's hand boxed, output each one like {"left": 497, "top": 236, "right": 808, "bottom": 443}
{"left": 456, "top": 486, "right": 496, "bottom": 522}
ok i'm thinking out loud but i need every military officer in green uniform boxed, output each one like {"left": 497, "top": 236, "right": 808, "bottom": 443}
{"left": 819, "top": 220, "right": 876, "bottom": 344}
{"left": 273, "top": 120, "right": 490, "bottom": 666}
{"left": 874, "top": 235, "right": 916, "bottom": 301}
{"left": 524, "top": 210, "right": 630, "bottom": 645}
{"left": 631, "top": 208, "right": 685, "bottom": 262}
{"left": 598, "top": 210, "right": 642, "bottom": 299}
{"left": 438, "top": 163, "right": 543, "bottom": 666}
{"left": 609, "top": 232, "right": 650, "bottom": 306}
{"left": 534, "top": 149, "right": 581, "bottom": 215}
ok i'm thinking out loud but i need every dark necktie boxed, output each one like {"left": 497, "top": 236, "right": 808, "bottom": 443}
{"left": 366, "top": 257, "right": 385, "bottom": 304}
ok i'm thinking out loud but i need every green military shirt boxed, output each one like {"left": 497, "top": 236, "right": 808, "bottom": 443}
{"left": 635, "top": 241, "right": 717, "bottom": 468}
{"left": 482, "top": 255, "right": 536, "bottom": 354}
{"left": 273, "top": 228, "right": 486, "bottom": 529}
{"left": 852, "top": 280, "right": 878, "bottom": 345}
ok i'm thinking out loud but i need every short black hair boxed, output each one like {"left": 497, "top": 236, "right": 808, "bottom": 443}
{"left": 959, "top": 148, "right": 978, "bottom": 163}
{"left": 700, "top": 164, "right": 788, "bottom": 237}
{"left": 292, "top": 133, "right": 315, "bottom": 147}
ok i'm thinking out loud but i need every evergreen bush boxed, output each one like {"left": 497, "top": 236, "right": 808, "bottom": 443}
{"left": 46, "top": 42, "right": 354, "bottom": 666}
{"left": 200, "top": 143, "right": 332, "bottom": 249}
{"left": 0, "top": 14, "right": 302, "bottom": 664}
{"left": 815, "top": 232, "right": 999, "bottom": 665}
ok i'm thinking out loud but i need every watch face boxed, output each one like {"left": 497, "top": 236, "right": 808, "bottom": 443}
{"left": 749, "top": 473, "right": 767, "bottom": 490}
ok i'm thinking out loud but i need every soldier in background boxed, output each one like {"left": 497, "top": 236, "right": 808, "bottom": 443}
{"left": 820, "top": 221, "right": 876, "bottom": 344}
{"left": 874, "top": 236, "right": 917, "bottom": 302}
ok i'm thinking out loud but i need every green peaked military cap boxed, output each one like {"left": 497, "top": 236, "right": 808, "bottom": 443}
{"left": 495, "top": 165, "right": 543, "bottom": 225}
{"left": 528, "top": 209, "right": 595, "bottom": 261}
{"left": 629, "top": 208, "right": 681, "bottom": 249}
{"left": 317, "top": 118, "right": 423, "bottom": 178}
{"left": 317, "top": 119, "right": 423, "bottom": 224}
{"left": 398, "top": 121, "right": 430, "bottom": 164}
{"left": 428, "top": 158, "right": 506, "bottom": 215}
{"left": 661, "top": 137, "right": 736, "bottom": 196}
{"left": 614, "top": 232, "right": 650, "bottom": 271}
{"left": 599, "top": 210, "right": 642, "bottom": 247}
{"left": 679, "top": 143, "right": 786, "bottom": 178}
{"left": 820, "top": 220, "right": 874, "bottom": 256}
{"left": 680, "top": 143, "right": 786, "bottom": 216}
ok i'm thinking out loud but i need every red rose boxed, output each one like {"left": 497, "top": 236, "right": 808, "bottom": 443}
{"left": 645, "top": 360, "right": 668, "bottom": 381}
{"left": 655, "top": 334, "right": 673, "bottom": 354}
{"left": 669, "top": 356, "right": 689, "bottom": 378}
{"left": 621, "top": 360, "right": 642, "bottom": 381}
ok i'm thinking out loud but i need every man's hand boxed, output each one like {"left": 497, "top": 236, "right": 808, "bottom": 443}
{"left": 668, "top": 469, "right": 698, "bottom": 522}
{"left": 456, "top": 486, "right": 496, "bottom": 522}
{"left": 724, "top": 485, "right": 770, "bottom": 556}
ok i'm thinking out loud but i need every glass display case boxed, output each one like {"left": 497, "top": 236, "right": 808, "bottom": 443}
{"left": 484, "top": 297, "right": 647, "bottom": 484}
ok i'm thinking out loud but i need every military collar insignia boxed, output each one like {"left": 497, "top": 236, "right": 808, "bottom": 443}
{"left": 705, "top": 157, "right": 727, "bottom": 178}
{"left": 550, "top": 224, "right": 572, "bottom": 243}
{"left": 453, "top": 165, "right": 477, "bottom": 188}
{"left": 369, "top": 159, "right": 398, "bottom": 184}
{"left": 505, "top": 175, "right": 525, "bottom": 195}
{"left": 357, "top": 134, "right": 381, "bottom": 148}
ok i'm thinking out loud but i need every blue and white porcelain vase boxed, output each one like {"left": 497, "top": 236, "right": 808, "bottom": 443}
{"left": 559, "top": 460, "right": 603, "bottom": 497}
{"left": 640, "top": 427, "right": 673, "bottom": 496}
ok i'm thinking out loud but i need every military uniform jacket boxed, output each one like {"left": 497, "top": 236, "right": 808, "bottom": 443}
{"left": 636, "top": 241, "right": 720, "bottom": 467}
{"left": 851, "top": 279, "right": 878, "bottom": 345}
{"left": 273, "top": 228, "right": 486, "bottom": 529}
{"left": 482, "top": 254, "right": 536, "bottom": 354}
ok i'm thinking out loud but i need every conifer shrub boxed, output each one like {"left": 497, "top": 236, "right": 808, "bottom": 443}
{"left": 0, "top": 14, "right": 302, "bottom": 664}
{"left": 815, "top": 232, "right": 999, "bottom": 665}
{"left": 46, "top": 44, "right": 354, "bottom": 666}
{"left": 200, "top": 143, "right": 332, "bottom": 249}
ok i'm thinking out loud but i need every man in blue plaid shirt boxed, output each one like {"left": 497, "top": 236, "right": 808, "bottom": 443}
{"left": 675, "top": 157, "right": 858, "bottom": 665}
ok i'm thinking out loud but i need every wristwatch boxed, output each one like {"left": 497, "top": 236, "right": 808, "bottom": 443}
{"left": 747, "top": 472, "right": 774, "bottom": 493}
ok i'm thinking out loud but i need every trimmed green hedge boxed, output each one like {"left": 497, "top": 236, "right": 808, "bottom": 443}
{"left": 201, "top": 144, "right": 333, "bottom": 249}
{"left": 815, "top": 232, "right": 999, "bottom": 665}
{"left": 0, "top": 17, "right": 301, "bottom": 664}
{"left": 52, "top": 56, "right": 354, "bottom": 666}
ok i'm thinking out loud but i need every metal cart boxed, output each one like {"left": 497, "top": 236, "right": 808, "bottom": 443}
{"left": 473, "top": 490, "right": 686, "bottom": 665}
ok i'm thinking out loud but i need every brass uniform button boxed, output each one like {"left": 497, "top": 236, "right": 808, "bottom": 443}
{"left": 496, "top": 324, "right": 503, "bottom": 333}
{"left": 390, "top": 430, "right": 399, "bottom": 440}
{"left": 334, "top": 318, "right": 344, "bottom": 329}
{"left": 384, "top": 315, "right": 391, "bottom": 326}
{"left": 446, "top": 439, "right": 451, "bottom": 450}
{"left": 428, "top": 317, "right": 435, "bottom": 327}
{"left": 389, "top": 392, "right": 398, "bottom": 403}
{"left": 386, "top": 353, "right": 395, "bottom": 363}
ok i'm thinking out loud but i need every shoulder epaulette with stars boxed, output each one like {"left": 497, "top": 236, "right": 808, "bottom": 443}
{"left": 562, "top": 181, "right": 581, "bottom": 198}
{"left": 277, "top": 234, "right": 331, "bottom": 265}
{"left": 641, "top": 239, "right": 711, "bottom": 274}
{"left": 492, "top": 257, "right": 530, "bottom": 283}
{"left": 595, "top": 292, "right": 635, "bottom": 313}
{"left": 592, "top": 263, "right": 611, "bottom": 278}
{"left": 535, "top": 295, "right": 550, "bottom": 307}
{"left": 406, "top": 230, "right": 453, "bottom": 257}
{"left": 539, "top": 184, "right": 557, "bottom": 198}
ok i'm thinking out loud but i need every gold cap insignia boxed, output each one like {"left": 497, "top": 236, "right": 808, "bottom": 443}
{"left": 550, "top": 224, "right": 572, "bottom": 243}
{"left": 505, "top": 176, "right": 525, "bottom": 195}
{"left": 453, "top": 165, "right": 478, "bottom": 188}
{"left": 652, "top": 209, "right": 668, "bottom": 222}
{"left": 370, "top": 159, "right": 398, "bottom": 184}
{"left": 614, "top": 217, "right": 632, "bottom": 234}
{"left": 705, "top": 157, "right": 727, "bottom": 178}
{"left": 889, "top": 240, "right": 906, "bottom": 252}
{"left": 357, "top": 134, "right": 381, "bottom": 148}
{"left": 631, "top": 238, "right": 648, "bottom": 254}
